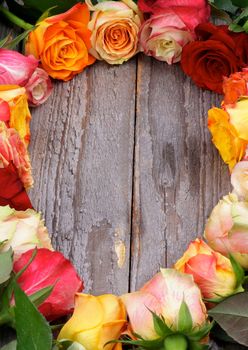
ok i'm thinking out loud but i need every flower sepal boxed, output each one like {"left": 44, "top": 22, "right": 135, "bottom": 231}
{"left": 110, "top": 303, "right": 213, "bottom": 350}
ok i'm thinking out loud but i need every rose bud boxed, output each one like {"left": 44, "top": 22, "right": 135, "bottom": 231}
{"left": 25, "top": 4, "right": 95, "bottom": 81}
{"left": 175, "top": 239, "right": 241, "bottom": 300}
{"left": 208, "top": 99, "right": 248, "bottom": 171}
{"left": 0, "top": 85, "right": 31, "bottom": 146}
{"left": 0, "top": 49, "right": 38, "bottom": 86}
{"left": 139, "top": 0, "right": 210, "bottom": 64}
{"left": 86, "top": 0, "right": 143, "bottom": 64}
{"left": 121, "top": 269, "right": 210, "bottom": 349}
{"left": 58, "top": 293, "right": 127, "bottom": 350}
{"left": 0, "top": 205, "right": 52, "bottom": 261}
{"left": 14, "top": 248, "right": 83, "bottom": 321}
{"left": 25, "top": 68, "right": 53, "bottom": 107}
{"left": 231, "top": 161, "right": 248, "bottom": 200}
{"left": 205, "top": 193, "right": 248, "bottom": 268}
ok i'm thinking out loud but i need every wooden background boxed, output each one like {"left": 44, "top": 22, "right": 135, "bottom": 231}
{"left": 0, "top": 21, "right": 245, "bottom": 350}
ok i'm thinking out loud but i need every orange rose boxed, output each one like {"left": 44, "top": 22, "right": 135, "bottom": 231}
{"left": 0, "top": 85, "right": 31, "bottom": 146}
{"left": 25, "top": 3, "right": 96, "bottom": 81}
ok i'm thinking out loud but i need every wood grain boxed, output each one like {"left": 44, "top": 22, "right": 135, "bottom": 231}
{"left": 130, "top": 55, "right": 231, "bottom": 291}
{"left": 29, "top": 60, "right": 137, "bottom": 295}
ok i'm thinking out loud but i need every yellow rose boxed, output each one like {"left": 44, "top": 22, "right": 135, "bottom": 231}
{"left": 86, "top": 0, "right": 143, "bottom": 64}
{"left": 0, "top": 85, "right": 31, "bottom": 146}
{"left": 58, "top": 293, "right": 127, "bottom": 350}
{"left": 208, "top": 106, "right": 248, "bottom": 170}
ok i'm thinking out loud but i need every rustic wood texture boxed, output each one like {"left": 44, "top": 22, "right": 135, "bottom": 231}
{"left": 0, "top": 22, "right": 243, "bottom": 349}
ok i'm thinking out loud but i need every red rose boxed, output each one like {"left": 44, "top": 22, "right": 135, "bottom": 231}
{"left": 0, "top": 163, "right": 32, "bottom": 210}
{"left": 14, "top": 248, "right": 83, "bottom": 321}
{"left": 181, "top": 23, "right": 247, "bottom": 93}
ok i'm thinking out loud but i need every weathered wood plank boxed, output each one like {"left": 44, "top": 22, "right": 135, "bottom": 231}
{"left": 130, "top": 55, "right": 231, "bottom": 291}
{"left": 29, "top": 60, "right": 137, "bottom": 295}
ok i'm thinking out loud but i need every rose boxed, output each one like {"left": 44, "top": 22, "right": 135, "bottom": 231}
{"left": 0, "top": 49, "right": 38, "bottom": 86}
{"left": 181, "top": 23, "right": 246, "bottom": 94}
{"left": 0, "top": 163, "right": 32, "bottom": 211}
{"left": 58, "top": 293, "right": 127, "bottom": 350}
{"left": 86, "top": 0, "right": 143, "bottom": 64}
{"left": 138, "top": 0, "right": 210, "bottom": 22}
{"left": 231, "top": 161, "right": 248, "bottom": 200}
{"left": 0, "top": 121, "right": 33, "bottom": 189}
{"left": 0, "top": 85, "right": 31, "bottom": 146}
{"left": 208, "top": 104, "right": 248, "bottom": 170}
{"left": 121, "top": 269, "right": 208, "bottom": 346}
{"left": 175, "top": 239, "right": 239, "bottom": 299}
{"left": 139, "top": 14, "right": 194, "bottom": 64}
{"left": 25, "top": 3, "right": 95, "bottom": 81}
{"left": 205, "top": 193, "right": 248, "bottom": 268}
{"left": 0, "top": 205, "right": 52, "bottom": 260}
{"left": 223, "top": 69, "right": 248, "bottom": 106}
{"left": 14, "top": 248, "right": 83, "bottom": 321}
{"left": 25, "top": 68, "right": 53, "bottom": 106}
{"left": 138, "top": 0, "right": 210, "bottom": 64}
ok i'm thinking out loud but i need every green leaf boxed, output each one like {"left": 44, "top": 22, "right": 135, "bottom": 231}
{"left": 1, "top": 341, "right": 17, "bottom": 350}
{"left": 29, "top": 285, "right": 54, "bottom": 307}
{"left": 15, "top": 247, "right": 37, "bottom": 280}
{"left": 21, "top": 0, "right": 79, "bottom": 16}
{"left": 209, "top": 0, "right": 238, "bottom": 14}
{"left": 178, "top": 301, "right": 193, "bottom": 333}
{"left": 36, "top": 6, "right": 57, "bottom": 23}
{"left": 231, "top": 0, "right": 248, "bottom": 6}
{"left": 229, "top": 254, "right": 244, "bottom": 289}
{"left": 0, "top": 249, "right": 13, "bottom": 284}
{"left": 2, "top": 29, "right": 33, "bottom": 49}
{"left": 209, "top": 292, "right": 248, "bottom": 346}
{"left": 14, "top": 282, "right": 52, "bottom": 350}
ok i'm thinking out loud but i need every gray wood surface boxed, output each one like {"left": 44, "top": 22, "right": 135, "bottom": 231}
{"left": 0, "top": 21, "right": 242, "bottom": 349}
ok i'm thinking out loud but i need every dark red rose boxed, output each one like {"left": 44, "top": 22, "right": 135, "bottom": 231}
{"left": 0, "top": 163, "right": 32, "bottom": 210}
{"left": 181, "top": 23, "right": 246, "bottom": 93}
{"left": 14, "top": 248, "right": 83, "bottom": 321}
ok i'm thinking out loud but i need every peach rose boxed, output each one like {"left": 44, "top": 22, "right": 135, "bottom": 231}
{"left": 58, "top": 293, "right": 126, "bottom": 350}
{"left": 121, "top": 269, "right": 210, "bottom": 348}
{"left": 0, "top": 121, "right": 33, "bottom": 189}
{"left": 205, "top": 193, "right": 248, "bottom": 268}
{"left": 0, "top": 205, "right": 52, "bottom": 261}
{"left": 25, "top": 4, "right": 95, "bottom": 81}
{"left": 175, "top": 239, "right": 239, "bottom": 299}
{"left": 0, "top": 85, "right": 31, "bottom": 146}
{"left": 86, "top": 0, "right": 143, "bottom": 64}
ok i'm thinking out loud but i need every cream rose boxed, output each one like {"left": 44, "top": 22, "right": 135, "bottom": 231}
{"left": 86, "top": 0, "right": 143, "bottom": 64}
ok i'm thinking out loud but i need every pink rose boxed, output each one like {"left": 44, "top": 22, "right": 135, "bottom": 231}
{"left": 25, "top": 68, "right": 53, "bottom": 106}
{"left": 0, "top": 121, "right": 33, "bottom": 189}
{"left": 139, "top": 13, "right": 194, "bottom": 64}
{"left": 138, "top": 0, "right": 210, "bottom": 25}
{"left": 121, "top": 269, "right": 209, "bottom": 347}
{"left": 14, "top": 248, "right": 83, "bottom": 321}
{"left": 138, "top": 0, "right": 210, "bottom": 63}
{"left": 0, "top": 49, "right": 38, "bottom": 86}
